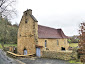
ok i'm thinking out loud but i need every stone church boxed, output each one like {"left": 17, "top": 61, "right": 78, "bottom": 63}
{"left": 17, "top": 9, "right": 69, "bottom": 57}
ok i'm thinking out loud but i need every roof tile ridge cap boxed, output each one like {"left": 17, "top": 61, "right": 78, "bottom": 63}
{"left": 60, "top": 29, "right": 68, "bottom": 38}
{"left": 38, "top": 25, "right": 58, "bottom": 30}
{"left": 60, "top": 29, "right": 64, "bottom": 38}
{"left": 29, "top": 14, "right": 38, "bottom": 22}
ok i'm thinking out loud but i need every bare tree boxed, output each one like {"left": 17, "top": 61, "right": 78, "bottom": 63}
{"left": 0, "top": 0, "right": 17, "bottom": 49}
{"left": 0, "top": 0, "right": 17, "bottom": 19}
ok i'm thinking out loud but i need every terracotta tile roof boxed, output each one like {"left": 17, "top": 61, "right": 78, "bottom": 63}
{"left": 38, "top": 25, "right": 68, "bottom": 39}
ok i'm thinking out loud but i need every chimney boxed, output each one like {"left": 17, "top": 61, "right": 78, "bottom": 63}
{"left": 27, "top": 9, "right": 32, "bottom": 15}
{"left": 24, "top": 9, "right": 32, "bottom": 16}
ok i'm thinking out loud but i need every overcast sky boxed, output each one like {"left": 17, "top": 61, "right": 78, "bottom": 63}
{"left": 12, "top": 0, "right": 85, "bottom": 36}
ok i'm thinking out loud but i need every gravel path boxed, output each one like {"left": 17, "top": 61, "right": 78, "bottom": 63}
{"left": 0, "top": 49, "right": 24, "bottom": 64}
{"left": 19, "top": 57, "right": 73, "bottom": 64}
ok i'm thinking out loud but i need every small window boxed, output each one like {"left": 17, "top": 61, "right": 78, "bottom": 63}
{"left": 61, "top": 47, "right": 65, "bottom": 50}
{"left": 25, "top": 12, "right": 27, "bottom": 16}
{"left": 64, "top": 40, "right": 66, "bottom": 44}
{"left": 45, "top": 40, "right": 47, "bottom": 47}
{"left": 57, "top": 40, "right": 59, "bottom": 45}
{"left": 20, "top": 34, "right": 21, "bottom": 36}
{"left": 25, "top": 19, "right": 28, "bottom": 23}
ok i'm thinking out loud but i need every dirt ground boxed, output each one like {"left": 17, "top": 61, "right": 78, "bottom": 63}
{"left": 19, "top": 57, "right": 73, "bottom": 64}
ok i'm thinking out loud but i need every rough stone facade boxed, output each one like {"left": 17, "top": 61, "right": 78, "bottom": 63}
{"left": 17, "top": 9, "right": 69, "bottom": 55}
{"left": 38, "top": 39, "right": 69, "bottom": 51}
{"left": 17, "top": 9, "right": 38, "bottom": 55}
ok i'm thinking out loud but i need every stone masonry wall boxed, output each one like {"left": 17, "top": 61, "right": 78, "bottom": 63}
{"left": 42, "top": 51, "right": 78, "bottom": 60}
{"left": 17, "top": 9, "right": 38, "bottom": 55}
{"left": 38, "top": 39, "right": 69, "bottom": 51}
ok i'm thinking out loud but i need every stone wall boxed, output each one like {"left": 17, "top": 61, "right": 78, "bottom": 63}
{"left": 17, "top": 9, "right": 38, "bottom": 55}
{"left": 41, "top": 50, "right": 78, "bottom": 60}
{"left": 38, "top": 39, "right": 69, "bottom": 51}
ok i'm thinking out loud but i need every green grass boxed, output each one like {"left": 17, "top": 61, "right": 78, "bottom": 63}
{"left": 69, "top": 60, "right": 83, "bottom": 64}
{"left": 69, "top": 43, "right": 83, "bottom": 64}
{"left": 69, "top": 43, "right": 78, "bottom": 47}
{"left": 0, "top": 44, "right": 2, "bottom": 49}
{"left": 4, "top": 44, "right": 17, "bottom": 47}
{"left": 0, "top": 43, "right": 17, "bottom": 49}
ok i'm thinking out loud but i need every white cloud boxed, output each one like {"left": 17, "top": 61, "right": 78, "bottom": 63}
{"left": 11, "top": 0, "right": 85, "bottom": 36}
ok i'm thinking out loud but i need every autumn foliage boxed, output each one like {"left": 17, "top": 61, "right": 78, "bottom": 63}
{"left": 78, "top": 23, "right": 85, "bottom": 63}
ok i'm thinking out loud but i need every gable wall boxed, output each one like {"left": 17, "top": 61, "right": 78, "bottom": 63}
{"left": 17, "top": 13, "right": 38, "bottom": 55}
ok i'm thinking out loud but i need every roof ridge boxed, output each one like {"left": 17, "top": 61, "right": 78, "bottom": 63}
{"left": 38, "top": 25, "right": 61, "bottom": 30}
{"left": 29, "top": 14, "right": 38, "bottom": 22}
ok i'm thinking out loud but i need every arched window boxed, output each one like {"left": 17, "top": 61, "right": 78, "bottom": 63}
{"left": 64, "top": 40, "right": 66, "bottom": 44}
{"left": 57, "top": 40, "right": 59, "bottom": 45}
{"left": 45, "top": 40, "right": 47, "bottom": 47}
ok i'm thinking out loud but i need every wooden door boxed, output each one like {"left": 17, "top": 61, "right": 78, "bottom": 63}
{"left": 24, "top": 49, "right": 27, "bottom": 55}
{"left": 36, "top": 48, "right": 41, "bottom": 57}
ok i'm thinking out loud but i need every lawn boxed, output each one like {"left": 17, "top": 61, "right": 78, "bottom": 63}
{"left": 69, "top": 60, "right": 83, "bottom": 64}
{"left": 0, "top": 43, "right": 17, "bottom": 49}
{"left": 69, "top": 43, "right": 83, "bottom": 64}
{"left": 69, "top": 43, "right": 78, "bottom": 47}
{"left": 4, "top": 44, "right": 17, "bottom": 47}
{"left": 0, "top": 44, "right": 2, "bottom": 48}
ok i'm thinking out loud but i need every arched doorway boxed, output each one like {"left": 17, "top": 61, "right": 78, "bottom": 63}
{"left": 23, "top": 48, "right": 27, "bottom": 55}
